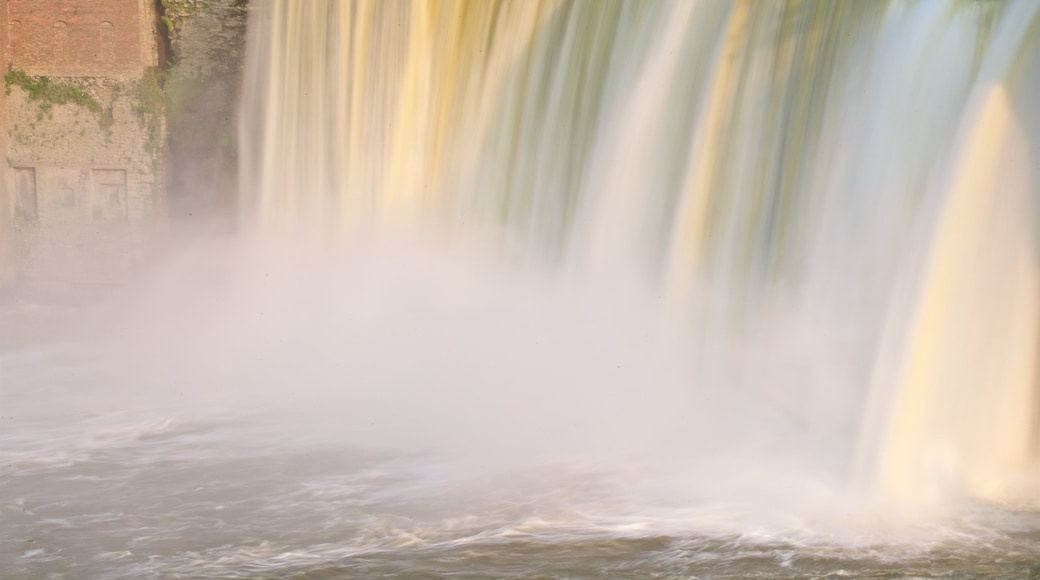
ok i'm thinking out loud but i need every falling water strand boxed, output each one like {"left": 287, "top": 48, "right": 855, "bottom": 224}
{"left": 239, "top": 0, "right": 1040, "bottom": 502}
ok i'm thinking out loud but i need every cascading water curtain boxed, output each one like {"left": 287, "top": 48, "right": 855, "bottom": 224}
{"left": 240, "top": 0, "right": 1040, "bottom": 502}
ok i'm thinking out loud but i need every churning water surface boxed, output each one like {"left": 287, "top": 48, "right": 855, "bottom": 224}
{"left": 3, "top": 239, "right": 1040, "bottom": 579}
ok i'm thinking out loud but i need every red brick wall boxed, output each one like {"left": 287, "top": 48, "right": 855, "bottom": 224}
{"left": 5, "top": 0, "right": 156, "bottom": 78}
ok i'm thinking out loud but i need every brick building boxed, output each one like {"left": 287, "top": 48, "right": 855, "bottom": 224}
{"left": 0, "top": 0, "right": 165, "bottom": 286}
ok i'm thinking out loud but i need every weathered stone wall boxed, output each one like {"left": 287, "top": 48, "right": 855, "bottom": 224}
{"left": 6, "top": 77, "right": 164, "bottom": 282}
{"left": 163, "top": 0, "right": 248, "bottom": 223}
{"left": 1, "top": 0, "right": 164, "bottom": 286}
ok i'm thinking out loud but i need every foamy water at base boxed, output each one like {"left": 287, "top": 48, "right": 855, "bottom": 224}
{"left": 3, "top": 243, "right": 1040, "bottom": 579}
{"left": 2, "top": 392, "right": 1039, "bottom": 578}
{"left": 6, "top": 338, "right": 1040, "bottom": 577}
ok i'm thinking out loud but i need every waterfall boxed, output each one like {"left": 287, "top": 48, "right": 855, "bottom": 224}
{"left": 239, "top": 0, "right": 1040, "bottom": 502}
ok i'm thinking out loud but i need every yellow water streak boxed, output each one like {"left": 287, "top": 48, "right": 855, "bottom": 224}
{"left": 251, "top": 0, "right": 564, "bottom": 232}
{"left": 877, "top": 86, "right": 1039, "bottom": 501}
{"left": 373, "top": 0, "right": 562, "bottom": 223}
{"left": 666, "top": 0, "right": 749, "bottom": 297}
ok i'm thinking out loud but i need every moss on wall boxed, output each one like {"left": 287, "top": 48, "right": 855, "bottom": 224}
{"left": 4, "top": 65, "right": 102, "bottom": 114}
{"left": 161, "top": 0, "right": 197, "bottom": 35}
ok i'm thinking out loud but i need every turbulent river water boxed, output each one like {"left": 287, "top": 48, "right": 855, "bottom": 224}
{"left": 4, "top": 0, "right": 1040, "bottom": 577}
{"left": 3, "top": 239, "right": 1040, "bottom": 578}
